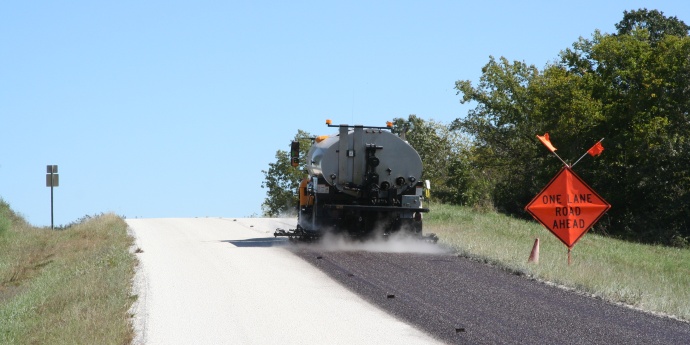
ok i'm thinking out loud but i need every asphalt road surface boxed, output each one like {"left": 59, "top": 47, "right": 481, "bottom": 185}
{"left": 290, "top": 246, "right": 690, "bottom": 344}
{"left": 128, "top": 218, "right": 690, "bottom": 344}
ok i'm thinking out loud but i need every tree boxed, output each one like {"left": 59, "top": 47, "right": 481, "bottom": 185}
{"left": 391, "top": 115, "right": 483, "bottom": 205}
{"left": 615, "top": 8, "right": 689, "bottom": 45}
{"left": 455, "top": 9, "right": 690, "bottom": 245}
{"left": 455, "top": 56, "right": 606, "bottom": 215}
{"left": 560, "top": 10, "right": 690, "bottom": 244}
{"left": 261, "top": 130, "right": 313, "bottom": 217}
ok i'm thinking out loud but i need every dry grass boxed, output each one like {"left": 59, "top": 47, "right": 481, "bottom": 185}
{"left": 425, "top": 203, "right": 690, "bottom": 321}
{"left": 0, "top": 200, "right": 136, "bottom": 345}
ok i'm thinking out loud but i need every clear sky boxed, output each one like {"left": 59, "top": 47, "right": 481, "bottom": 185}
{"left": 2, "top": 1, "right": 688, "bottom": 226}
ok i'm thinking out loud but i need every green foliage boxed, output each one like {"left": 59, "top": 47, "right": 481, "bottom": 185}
{"left": 453, "top": 57, "right": 599, "bottom": 213}
{"left": 615, "top": 8, "right": 690, "bottom": 45}
{"left": 454, "top": 8, "right": 690, "bottom": 245}
{"left": 392, "top": 115, "right": 484, "bottom": 205}
{"left": 560, "top": 9, "right": 690, "bottom": 244}
{"left": 0, "top": 210, "right": 9, "bottom": 237}
{"left": 261, "top": 130, "right": 313, "bottom": 216}
{"left": 0, "top": 199, "right": 30, "bottom": 236}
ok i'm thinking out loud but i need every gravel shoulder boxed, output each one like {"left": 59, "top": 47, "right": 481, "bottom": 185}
{"left": 126, "top": 217, "right": 444, "bottom": 345}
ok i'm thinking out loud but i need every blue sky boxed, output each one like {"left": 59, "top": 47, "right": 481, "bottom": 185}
{"left": 2, "top": 1, "right": 688, "bottom": 226}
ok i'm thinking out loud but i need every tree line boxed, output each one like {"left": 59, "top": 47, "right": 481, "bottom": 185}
{"left": 262, "top": 9, "right": 690, "bottom": 247}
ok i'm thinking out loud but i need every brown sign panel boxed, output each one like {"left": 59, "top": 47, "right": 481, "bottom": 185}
{"left": 525, "top": 166, "right": 610, "bottom": 248}
{"left": 46, "top": 174, "right": 59, "bottom": 187}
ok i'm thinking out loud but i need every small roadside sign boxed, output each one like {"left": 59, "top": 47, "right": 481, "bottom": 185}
{"left": 46, "top": 164, "right": 59, "bottom": 229}
{"left": 46, "top": 173, "right": 59, "bottom": 187}
{"left": 525, "top": 166, "right": 610, "bottom": 248}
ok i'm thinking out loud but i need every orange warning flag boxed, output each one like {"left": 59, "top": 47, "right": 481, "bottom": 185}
{"left": 536, "top": 133, "right": 557, "bottom": 152}
{"left": 587, "top": 141, "right": 604, "bottom": 157}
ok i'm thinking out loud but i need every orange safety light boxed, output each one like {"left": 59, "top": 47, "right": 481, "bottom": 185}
{"left": 326, "top": 119, "right": 332, "bottom": 125}
{"left": 386, "top": 121, "right": 393, "bottom": 128}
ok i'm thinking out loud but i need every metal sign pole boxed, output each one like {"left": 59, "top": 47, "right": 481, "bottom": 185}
{"left": 50, "top": 172, "right": 54, "bottom": 230}
{"left": 46, "top": 165, "right": 59, "bottom": 230}
{"left": 551, "top": 151, "right": 570, "bottom": 168}
{"left": 572, "top": 138, "right": 605, "bottom": 168}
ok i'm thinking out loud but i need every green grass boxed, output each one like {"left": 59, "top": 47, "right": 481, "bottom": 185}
{"left": 0, "top": 200, "right": 136, "bottom": 345}
{"left": 425, "top": 203, "right": 690, "bottom": 321}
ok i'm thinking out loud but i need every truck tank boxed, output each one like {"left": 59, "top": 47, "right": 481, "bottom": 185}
{"left": 274, "top": 121, "right": 433, "bottom": 241}
{"left": 306, "top": 124, "right": 423, "bottom": 199}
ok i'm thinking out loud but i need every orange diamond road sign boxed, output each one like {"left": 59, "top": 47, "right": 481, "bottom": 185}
{"left": 525, "top": 166, "right": 611, "bottom": 248}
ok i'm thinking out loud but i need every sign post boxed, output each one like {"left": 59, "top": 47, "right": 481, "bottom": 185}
{"left": 528, "top": 134, "right": 611, "bottom": 265}
{"left": 525, "top": 166, "right": 610, "bottom": 251}
{"left": 46, "top": 165, "right": 59, "bottom": 229}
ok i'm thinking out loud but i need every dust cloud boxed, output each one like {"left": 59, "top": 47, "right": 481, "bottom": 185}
{"left": 311, "top": 231, "right": 449, "bottom": 255}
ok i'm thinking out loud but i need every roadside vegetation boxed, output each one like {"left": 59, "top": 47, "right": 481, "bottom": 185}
{"left": 0, "top": 199, "right": 136, "bottom": 345}
{"left": 425, "top": 203, "right": 690, "bottom": 322}
{"left": 263, "top": 9, "right": 690, "bottom": 247}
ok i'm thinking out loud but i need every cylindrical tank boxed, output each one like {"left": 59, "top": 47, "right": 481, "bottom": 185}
{"left": 305, "top": 125, "right": 422, "bottom": 195}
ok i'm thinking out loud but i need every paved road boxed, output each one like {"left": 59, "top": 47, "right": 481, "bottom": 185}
{"left": 127, "top": 217, "right": 690, "bottom": 344}
{"left": 291, "top": 246, "right": 690, "bottom": 344}
{"left": 127, "top": 218, "right": 443, "bottom": 345}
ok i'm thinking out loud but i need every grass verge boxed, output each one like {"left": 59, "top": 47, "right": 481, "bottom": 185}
{"left": 0, "top": 199, "right": 136, "bottom": 345}
{"left": 425, "top": 203, "right": 690, "bottom": 321}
